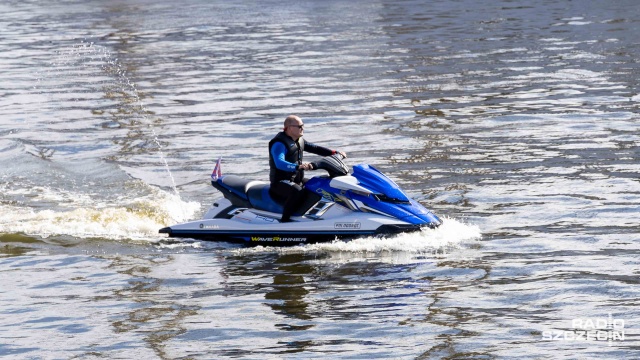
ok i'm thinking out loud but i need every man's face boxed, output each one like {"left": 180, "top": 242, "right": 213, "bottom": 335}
{"left": 286, "top": 119, "right": 304, "bottom": 139}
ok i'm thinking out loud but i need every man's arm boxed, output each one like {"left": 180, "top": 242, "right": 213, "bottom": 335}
{"left": 304, "top": 141, "right": 335, "bottom": 157}
{"left": 305, "top": 141, "right": 347, "bottom": 159}
{"left": 270, "top": 142, "right": 299, "bottom": 171}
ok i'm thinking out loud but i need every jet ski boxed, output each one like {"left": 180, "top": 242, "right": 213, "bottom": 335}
{"left": 159, "top": 155, "right": 441, "bottom": 246}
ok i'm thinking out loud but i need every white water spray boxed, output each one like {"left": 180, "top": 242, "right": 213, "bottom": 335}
{"left": 96, "top": 43, "right": 180, "bottom": 196}
{"left": 4, "top": 40, "right": 203, "bottom": 241}
{"left": 34, "top": 40, "right": 180, "bottom": 195}
{"left": 234, "top": 217, "right": 482, "bottom": 259}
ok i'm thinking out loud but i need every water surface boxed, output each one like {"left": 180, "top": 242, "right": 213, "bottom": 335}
{"left": 1, "top": 0, "right": 639, "bottom": 358}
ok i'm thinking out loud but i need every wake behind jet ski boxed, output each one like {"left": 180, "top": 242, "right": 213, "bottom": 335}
{"left": 159, "top": 155, "right": 442, "bottom": 246}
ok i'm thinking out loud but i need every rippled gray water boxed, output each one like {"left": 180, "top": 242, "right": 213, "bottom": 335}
{"left": 1, "top": 0, "right": 639, "bottom": 358}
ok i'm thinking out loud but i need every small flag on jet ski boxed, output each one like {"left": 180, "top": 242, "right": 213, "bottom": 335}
{"left": 211, "top": 157, "right": 222, "bottom": 181}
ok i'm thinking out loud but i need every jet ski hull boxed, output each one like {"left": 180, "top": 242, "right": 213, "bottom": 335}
{"left": 159, "top": 222, "right": 424, "bottom": 246}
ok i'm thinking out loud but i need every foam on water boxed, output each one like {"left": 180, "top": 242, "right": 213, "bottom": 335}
{"left": 0, "top": 183, "right": 199, "bottom": 242}
{"left": 0, "top": 137, "right": 199, "bottom": 243}
{"left": 234, "top": 217, "right": 481, "bottom": 259}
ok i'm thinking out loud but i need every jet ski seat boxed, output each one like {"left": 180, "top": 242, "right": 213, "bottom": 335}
{"left": 213, "top": 175, "right": 284, "bottom": 213}
{"left": 213, "top": 175, "right": 324, "bottom": 218}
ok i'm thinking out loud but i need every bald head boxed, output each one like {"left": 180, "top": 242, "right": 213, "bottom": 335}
{"left": 283, "top": 115, "right": 304, "bottom": 140}
{"left": 284, "top": 115, "right": 302, "bottom": 127}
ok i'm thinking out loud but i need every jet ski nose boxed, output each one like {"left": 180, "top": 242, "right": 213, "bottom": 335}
{"left": 159, "top": 227, "right": 171, "bottom": 234}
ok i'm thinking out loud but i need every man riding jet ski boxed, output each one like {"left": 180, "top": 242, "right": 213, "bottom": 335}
{"left": 268, "top": 115, "right": 347, "bottom": 223}
{"left": 159, "top": 116, "right": 441, "bottom": 246}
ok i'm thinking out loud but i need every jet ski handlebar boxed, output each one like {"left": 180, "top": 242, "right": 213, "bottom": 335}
{"left": 313, "top": 154, "right": 350, "bottom": 178}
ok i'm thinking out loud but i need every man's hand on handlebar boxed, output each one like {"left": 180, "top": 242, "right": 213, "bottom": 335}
{"left": 299, "top": 163, "right": 315, "bottom": 170}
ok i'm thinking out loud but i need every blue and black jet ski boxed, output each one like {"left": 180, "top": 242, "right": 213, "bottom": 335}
{"left": 159, "top": 155, "right": 441, "bottom": 246}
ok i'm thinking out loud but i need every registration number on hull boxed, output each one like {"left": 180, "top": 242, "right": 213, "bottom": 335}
{"left": 334, "top": 222, "right": 361, "bottom": 229}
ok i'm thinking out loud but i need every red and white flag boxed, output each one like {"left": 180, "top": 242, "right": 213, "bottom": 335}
{"left": 211, "top": 157, "right": 222, "bottom": 181}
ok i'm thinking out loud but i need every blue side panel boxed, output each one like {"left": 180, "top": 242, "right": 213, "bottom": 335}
{"left": 352, "top": 164, "right": 409, "bottom": 201}
{"left": 304, "top": 176, "right": 348, "bottom": 205}
{"left": 348, "top": 192, "right": 440, "bottom": 225}
{"left": 304, "top": 176, "right": 330, "bottom": 191}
